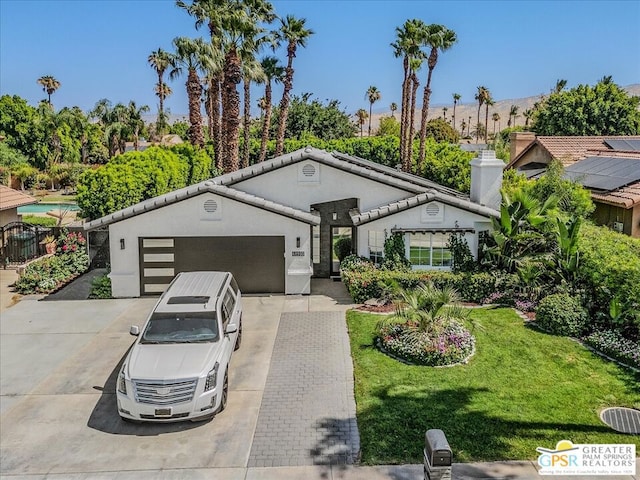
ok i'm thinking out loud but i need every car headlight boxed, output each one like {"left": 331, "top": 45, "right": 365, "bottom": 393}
{"left": 204, "top": 362, "right": 219, "bottom": 392}
{"left": 118, "top": 366, "right": 127, "bottom": 395}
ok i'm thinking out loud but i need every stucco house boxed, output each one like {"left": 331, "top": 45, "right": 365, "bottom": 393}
{"left": 507, "top": 133, "right": 640, "bottom": 237}
{"left": 84, "top": 147, "right": 502, "bottom": 297}
{"left": 0, "top": 186, "right": 37, "bottom": 227}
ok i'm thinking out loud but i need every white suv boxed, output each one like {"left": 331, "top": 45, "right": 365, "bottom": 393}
{"left": 116, "top": 271, "right": 242, "bottom": 422}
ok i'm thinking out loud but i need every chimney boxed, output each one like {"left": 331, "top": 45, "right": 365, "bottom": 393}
{"left": 470, "top": 150, "right": 504, "bottom": 210}
{"left": 509, "top": 131, "right": 536, "bottom": 162}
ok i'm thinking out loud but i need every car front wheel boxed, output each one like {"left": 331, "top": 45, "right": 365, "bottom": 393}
{"left": 218, "top": 370, "right": 228, "bottom": 413}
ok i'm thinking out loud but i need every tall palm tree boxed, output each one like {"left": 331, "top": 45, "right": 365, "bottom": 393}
{"left": 390, "top": 102, "right": 398, "bottom": 118}
{"left": 442, "top": 106, "right": 448, "bottom": 120}
{"left": 392, "top": 18, "right": 425, "bottom": 172}
{"left": 355, "top": 109, "right": 368, "bottom": 137}
{"left": 468, "top": 115, "right": 472, "bottom": 137}
{"left": 169, "top": 36, "right": 212, "bottom": 148}
{"left": 451, "top": 93, "right": 460, "bottom": 130}
{"left": 474, "top": 85, "right": 489, "bottom": 143}
{"left": 460, "top": 118, "right": 466, "bottom": 137}
{"left": 365, "top": 86, "right": 381, "bottom": 136}
{"left": 274, "top": 15, "right": 314, "bottom": 156}
{"left": 523, "top": 108, "right": 533, "bottom": 128}
{"left": 258, "top": 56, "right": 284, "bottom": 162}
{"left": 126, "top": 101, "right": 150, "bottom": 151}
{"left": 418, "top": 24, "right": 456, "bottom": 164}
{"left": 508, "top": 104, "right": 519, "bottom": 128}
{"left": 484, "top": 93, "right": 493, "bottom": 143}
{"left": 492, "top": 112, "right": 500, "bottom": 137}
{"left": 148, "top": 48, "right": 172, "bottom": 134}
{"left": 37, "top": 75, "right": 61, "bottom": 105}
{"left": 553, "top": 78, "right": 567, "bottom": 93}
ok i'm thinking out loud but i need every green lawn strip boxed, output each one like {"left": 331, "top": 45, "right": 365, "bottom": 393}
{"left": 347, "top": 307, "right": 640, "bottom": 464}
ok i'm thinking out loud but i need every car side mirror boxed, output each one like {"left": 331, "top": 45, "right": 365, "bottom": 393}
{"left": 130, "top": 325, "right": 140, "bottom": 336}
{"left": 225, "top": 323, "right": 238, "bottom": 335}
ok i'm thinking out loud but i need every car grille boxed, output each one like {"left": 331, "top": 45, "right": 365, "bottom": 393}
{"left": 140, "top": 412, "right": 190, "bottom": 420}
{"left": 133, "top": 378, "right": 198, "bottom": 405}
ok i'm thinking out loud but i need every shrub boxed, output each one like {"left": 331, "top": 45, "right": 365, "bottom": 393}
{"left": 89, "top": 274, "right": 112, "bottom": 299}
{"left": 583, "top": 330, "right": 640, "bottom": 369}
{"left": 334, "top": 236, "right": 352, "bottom": 262}
{"left": 535, "top": 293, "right": 589, "bottom": 336}
{"left": 21, "top": 215, "right": 57, "bottom": 227}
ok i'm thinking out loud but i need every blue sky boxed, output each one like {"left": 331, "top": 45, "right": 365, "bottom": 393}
{"left": 1, "top": 0, "right": 639, "bottom": 118}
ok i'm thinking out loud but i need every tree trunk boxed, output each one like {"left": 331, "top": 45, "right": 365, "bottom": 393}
{"left": 399, "top": 57, "right": 409, "bottom": 170}
{"left": 259, "top": 81, "right": 273, "bottom": 162}
{"left": 211, "top": 74, "right": 222, "bottom": 171}
{"left": 407, "top": 73, "right": 419, "bottom": 173}
{"left": 476, "top": 105, "right": 482, "bottom": 144}
{"left": 186, "top": 68, "right": 204, "bottom": 148}
{"left": 418, "top": 66, "right": 434, "bottom": 167}
{"left": 368, "top": 102, "right": 373, "bottom": 137}
{"left": 275, "top": 43, "right": 296, "bottom": 157}
{"left": 222, "top": 46, "right": 242, "bottom": 173}
{"left": 484, "top": 104, "right": 490, "bottom": 143}
{"left": 242, "top": 75, "right": 251, "bottom": 169}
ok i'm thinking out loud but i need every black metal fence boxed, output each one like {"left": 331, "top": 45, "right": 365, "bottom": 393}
{"left": 0, "top": 223, "right": 83, "bottom": 268}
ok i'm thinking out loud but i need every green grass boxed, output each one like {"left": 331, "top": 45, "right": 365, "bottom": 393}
{"left": 347, "top": 307, "right": 640, "bottom": 464}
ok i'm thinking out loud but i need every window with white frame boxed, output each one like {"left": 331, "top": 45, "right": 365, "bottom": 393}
{"left": 368, "top": 231, "right": 385, "bottom": 264}
{"left": 408, "top": 232, "right": 452, "bottom": 268}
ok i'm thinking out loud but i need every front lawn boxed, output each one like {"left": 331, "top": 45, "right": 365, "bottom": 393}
{"left": 347, "top": 307, "right": 640, "bottom": 464}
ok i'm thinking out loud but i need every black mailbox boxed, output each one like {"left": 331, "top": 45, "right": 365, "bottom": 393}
{"left": 424, "top": 429, "right": 452, "bottom": 467}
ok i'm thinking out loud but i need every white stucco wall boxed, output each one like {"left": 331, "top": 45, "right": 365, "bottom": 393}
{"left": 355, "top": 201, "right": 493, "bottom": 269}
{"left": 233, "top": 161, "right": 414, "bottom": 212}
{"left": 108, "top": 192, "right": 312, "bottom": 297}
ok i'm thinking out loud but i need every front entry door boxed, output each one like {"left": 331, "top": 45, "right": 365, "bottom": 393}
{"left": 330, "top": 227, "right": 353, "bottom": 276}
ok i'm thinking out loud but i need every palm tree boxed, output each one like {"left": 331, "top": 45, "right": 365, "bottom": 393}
{"left": 475, "top": 85, "right": 489, "bottom": 143}
{"left": 442, "top": 106, "right": 448, "bottom": 120}
{"left": 126, "top": 101, "right": 150, "bottom": 151}
{"left": 257, "top": 56, "right": 284, "bottom": 162}
{"left": 169, "top": 36, "right": 212, "bottom": 148}
{"left": 392, "top": 18, "right": 425, "bottom": 171}
{"left": 468, "top": 115, "right": 472, "bottom": 137}
{"left": 365, "top": 86, "right": 381, "bottom": 137}
{"left": 148, "top": 48, "right": 172, "bottom": 134}
{"left": 240, "top": 51, "right": 266, "bottom": 168}
{"left": 37, "top": 75, "right": 61, "bottom": 105}
{"left": 89, "top": 99, "right": 129, "bottom": 157}
{"left": 553, "top": 79, "right": 567, "bottom": 93}
{"left": 492, "top": 112, "right": 500, "bottom": 137}
{"left": 274, "top": 15, "right": 314, "bottom": 157}
{"left": 418, "top": 24, "right": 457, "bottom": 164}
{"left": 523, "top": 108, "right": 533, "bottom": 128}
{"left": 508, "top": 104, "right": 519, "bottom": 128}
{"left": 355, "top": 109, "right": 368, "bottom": 137}
{"left": 460, "top": 118, "right": 467, "bottom": 137}
{"left": 484, "top": 93, "right": 493, "bottom": 143}
{"left": 390, "top": 102, "right": 398, "bottom": 118}
{"left": 452, "top": 93, "right": 460, "bottom": 130}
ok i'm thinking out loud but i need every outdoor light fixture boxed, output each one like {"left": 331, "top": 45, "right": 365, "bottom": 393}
{"left": 120, "top": 238, "right": 125, "bottom": 250}
{"left": 296, "top": 237, "right": 301, "bottom": 248}
{"left": 332, "top": 212, "right": 337, "bottom": 220}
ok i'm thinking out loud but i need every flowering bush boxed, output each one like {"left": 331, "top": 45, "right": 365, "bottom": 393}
{"left": 535, "top": 293, "right": 589, "bottom": 337}
{"left": 583, "top": 330, "right": 640, "bottom": 369}
{"left": 14, "top": 230, "right": 89, "bottom": 294}
{"left": 379, "top": 320, "right": 475, "bottom": 366}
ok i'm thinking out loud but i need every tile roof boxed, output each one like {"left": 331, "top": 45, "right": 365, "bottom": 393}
{"left": 84, "top": 182, "right": 320, "bottom": 230}
{"left": 0, "top": 186, "right": 37, "bottom": 211}
{"left": 590, "top": 181, "right": 640, "bottom": 208}
{"left": 508, "top": 136, "right": 640, "bottom": 168}
{"left": 85, "top": 147, "right": 498, "bottom": 230}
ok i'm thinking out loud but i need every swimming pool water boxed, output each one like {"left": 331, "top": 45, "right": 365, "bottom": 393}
{"left": 17, "top": 203, "right": 80, "bottom": 213}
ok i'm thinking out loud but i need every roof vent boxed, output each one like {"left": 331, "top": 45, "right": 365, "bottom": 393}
{"left": 302, "top": 163, "right": 316, "bottom": 177}
{"left": 422, "top": 202, "right": 444, "bottom": 223}
{"left": 298, "top": 161, "right": 320, "bottom": 183}
{"left": 204, "top": 199, "right": 218, "bottom": 213}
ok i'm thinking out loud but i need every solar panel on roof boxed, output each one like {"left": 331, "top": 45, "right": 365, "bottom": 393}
{"left": 604, "top": 139, "right": 640, "bottom": 151}
{"left": 565, "top": 156, "right": 640, "bottom": 191}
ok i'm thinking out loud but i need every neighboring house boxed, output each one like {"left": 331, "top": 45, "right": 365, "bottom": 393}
{"left": 85, "top": 147, "right": 502, "bottom": 297}
{"left": 0, "top": 186, "right": 37, "bottom": 227}
{"left": 507, "top": 133, "right": 640, "bottom": 237}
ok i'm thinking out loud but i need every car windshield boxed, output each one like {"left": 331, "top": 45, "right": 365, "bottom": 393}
{"left": 141, "top": 312, "right": 219, "bottom": 344}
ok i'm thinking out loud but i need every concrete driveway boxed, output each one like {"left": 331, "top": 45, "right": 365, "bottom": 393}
{"left": 0, "top": 281, "right": 356, "bottom": 478}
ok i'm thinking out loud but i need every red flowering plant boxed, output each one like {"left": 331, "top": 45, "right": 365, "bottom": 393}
{"left": 56, "top": 230, "right": 86, "bottom": 255}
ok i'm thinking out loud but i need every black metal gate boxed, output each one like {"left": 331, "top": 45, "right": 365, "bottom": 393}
{"left": 0, "top": 223, "right": 58, "bottom": 267}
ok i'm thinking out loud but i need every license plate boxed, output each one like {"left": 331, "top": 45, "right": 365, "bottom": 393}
{"left": 155, "top": 408, "right": 172, "bottom": 417}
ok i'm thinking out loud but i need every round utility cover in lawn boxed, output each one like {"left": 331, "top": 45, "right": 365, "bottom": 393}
{"left": 600, "top": 407, "right": 640, "bottom": 434}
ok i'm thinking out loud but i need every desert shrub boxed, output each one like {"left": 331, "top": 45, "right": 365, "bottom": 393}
{"left": 89, "top": 274, "right": 112, "bottom": 299}
{"left": 583, "top": 330, "right": 640, "bottom": 369}
{"left": 535, "top": 293, "right": 589, "bottom": 336}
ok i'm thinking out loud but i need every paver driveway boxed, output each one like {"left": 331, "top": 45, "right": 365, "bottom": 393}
{"left": 0, "top": 281, "right": 358, "bottom": 477}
